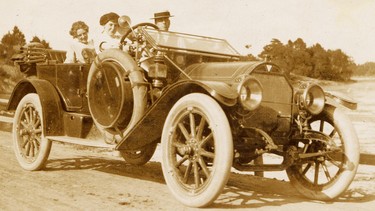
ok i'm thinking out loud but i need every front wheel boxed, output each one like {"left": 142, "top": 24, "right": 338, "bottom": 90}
{"left": 161, "top": 93, "right": 233, "bottom": 208}
{"left": 13, "top": 93, "right": 52, "bottom": 170}
{"left": 287, "top": 105, "right": 359, "bottom": 200}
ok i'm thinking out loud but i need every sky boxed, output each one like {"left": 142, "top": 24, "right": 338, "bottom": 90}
{"left": 0, "top": 0, "right": 374, "bottom": 64}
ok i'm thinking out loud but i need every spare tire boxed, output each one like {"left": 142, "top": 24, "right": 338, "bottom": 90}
{"left": 87, "top": 49, "right": 148, "bottom": 141}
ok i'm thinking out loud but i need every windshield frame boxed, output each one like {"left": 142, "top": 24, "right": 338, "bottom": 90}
{"left": 141, "top": 28, "right": 241, "bottom": 59}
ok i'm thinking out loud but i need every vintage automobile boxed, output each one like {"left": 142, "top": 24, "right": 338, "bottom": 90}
{"left": 7, "top": 21, "right": 359, "bottom": 207}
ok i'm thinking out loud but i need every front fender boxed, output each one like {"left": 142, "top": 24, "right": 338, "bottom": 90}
{"left": 192, "top": 80, "right": 238, "bottom": 106}
{"left": 325, "top": 91, "right": 357, "bottom": 110}
{"left": 7, "top": 79, "right": 64, "bottom": 136}
{"left": 116, "top": 80, "right": 237, "bottom": 150}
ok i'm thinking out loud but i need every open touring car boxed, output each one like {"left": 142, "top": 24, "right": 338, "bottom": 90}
{"left": 7, "top": 22, "right": 359, "bottom": 207}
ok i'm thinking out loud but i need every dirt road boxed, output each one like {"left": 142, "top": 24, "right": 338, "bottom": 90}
{"left": 0, "top": 130, "right": 374, "bottom": 211}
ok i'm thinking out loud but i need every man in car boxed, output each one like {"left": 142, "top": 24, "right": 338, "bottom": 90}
{"left": 151, "top": 11, "right": 173, "bottom": 31}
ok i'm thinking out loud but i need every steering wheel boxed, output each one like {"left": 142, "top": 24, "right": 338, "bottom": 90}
{"left": 120, "top": 22, "right": 159, "bottom": 62}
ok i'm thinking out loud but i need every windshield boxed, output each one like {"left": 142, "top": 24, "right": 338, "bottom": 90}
{"left": 143, "top": 28, "right": 240, "bottom": 57}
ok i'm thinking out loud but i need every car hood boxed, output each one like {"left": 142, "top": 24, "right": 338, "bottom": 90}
{"left": 182, "top": 61, "right": 278, "bottom": 82}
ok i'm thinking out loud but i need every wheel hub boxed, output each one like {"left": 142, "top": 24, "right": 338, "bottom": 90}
{"left": 24, "top": 123, "right": 36, "bottom": 137}
{"left": 178, "top": 138, "right": 201, "bottom": 160}
{"left": 189, "top": 138, "right": 200, "bottom": 151}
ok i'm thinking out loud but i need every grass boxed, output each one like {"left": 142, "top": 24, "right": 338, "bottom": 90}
{"left": 0, "top": 63, "right": 25, "bottom": 95}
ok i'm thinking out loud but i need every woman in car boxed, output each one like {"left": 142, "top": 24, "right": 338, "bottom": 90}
{"left": 97, "top": 12, "right": 122, "bottom": 52}
{"left": 64, "top": 21, "right": 96, "bottom": 63}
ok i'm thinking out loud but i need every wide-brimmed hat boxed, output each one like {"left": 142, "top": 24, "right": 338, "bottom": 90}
{"left": 151, "top": 11, "right": 173, "bottom": 19}
{"left": 100, "top": 12, "right": 120, "bottom": 26}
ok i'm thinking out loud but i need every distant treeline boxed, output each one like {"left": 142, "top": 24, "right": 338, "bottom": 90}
{"left": 241, "top": 38, "right": 357, "bottom": 81}
{"left": 353, "top": 62, "right": 375, "bottom": 76}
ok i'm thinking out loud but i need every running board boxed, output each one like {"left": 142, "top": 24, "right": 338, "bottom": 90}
{"left": 233, "top": 163, "right": 288, "bottom": 172}
{"left": 46, "top": 136, "right": 116, "bottom": 149}
{"left": 0, "top": 115, "right": 13, "bottom": 123}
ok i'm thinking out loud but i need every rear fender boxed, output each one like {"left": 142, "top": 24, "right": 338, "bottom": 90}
{"left": 7, "top": 79, "right": 64, "bottom": 136}
{"left": 116, "top": 80, "right": 238, "bottom": 150}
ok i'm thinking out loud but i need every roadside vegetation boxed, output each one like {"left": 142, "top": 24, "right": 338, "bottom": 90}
{"left": 354, "top": 62, "right": 375, "bottom": 77}
{"left": 0, "top": 63, "right": 24, "bottom": 94}
{"left": 0, "top": 26, "right": 50, "bottom": 95}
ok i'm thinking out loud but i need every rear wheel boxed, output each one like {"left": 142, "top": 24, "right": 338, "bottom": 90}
{"left": 13, "top": 93, "right": 52, "bottom": 170}
{"left": 120, "top": 141, "right": 157, "bottom": 165}
{"left": 161, "top": 93, "right": 233, "bottom": 207}
{"left": 286, "top": 106, "right": 359, "bottom": 200}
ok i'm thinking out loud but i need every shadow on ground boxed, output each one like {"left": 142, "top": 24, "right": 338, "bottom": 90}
{"left": 44, "top": 156, "right": 375, "bottom": 209}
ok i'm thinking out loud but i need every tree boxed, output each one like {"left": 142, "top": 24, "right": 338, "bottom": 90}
{"left": 258, "top": 37, "right": 355, "bottom": 81}
{"left": 240, "top": 53, "right": 259, "bottom": 61}
{"left": 1, "top": 26, "right": 26, "bottom": 63}
{"left": 258, "top": 38, "right": 291, "bottom": 73}
{"left": 326, "top": 49, "right": 355, "bottom": 81}
{"left": 354, "top": 62, "right": 375, "bottom": 76}
{"left": 30, "top": 36, "right": 51, "bottom": 49}
{"left": 308, "top": 43, "right": 330, "bottom": 79}
{"left": 30, "top": 36, "right": 41, "bottom": 43}
{"left": 0, "top": 43, "right": 6, "bottom": 60}
{"left": 1, "top": 26, "right": 26, "bottom": 47}
{"left": 287, "top": 38, "right": 313, "bottom": 77}
{"left": 258, "top": 38, "right": 284, "bottom": 61}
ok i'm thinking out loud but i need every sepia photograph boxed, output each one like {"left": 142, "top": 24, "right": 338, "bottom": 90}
{"left": 0, "top": 0, "right": 374, "bottom": 210}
